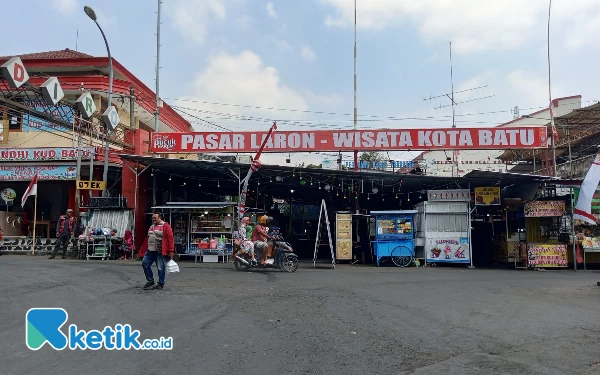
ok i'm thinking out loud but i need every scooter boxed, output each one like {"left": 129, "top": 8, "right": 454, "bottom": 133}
{"left": 234, "top": 236, "right": 299, "bottom": 272}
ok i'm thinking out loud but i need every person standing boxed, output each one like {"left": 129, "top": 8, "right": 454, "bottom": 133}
{"left": 49, "top": 209, "right": 76, "bottom": 259}
{"left": 142, "top": 213, "right": 174, "bottom": 290}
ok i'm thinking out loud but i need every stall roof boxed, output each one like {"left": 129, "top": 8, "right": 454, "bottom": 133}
{"left": 371, "top": 210, "right": 418, "bottom": 215}
{"left": 120, "top": 154, "right": 555, "bottom": 191}
{"left": 151, "top": 202, "right": 237, "bottom": 210}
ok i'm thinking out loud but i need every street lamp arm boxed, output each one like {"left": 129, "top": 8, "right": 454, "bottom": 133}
{"left": 85, "top": 10, "right": 114, "bottom": 197}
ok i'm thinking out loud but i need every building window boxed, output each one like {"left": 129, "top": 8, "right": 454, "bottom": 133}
{"left": 3, "top": 110, "right": 22, "bottom": 132}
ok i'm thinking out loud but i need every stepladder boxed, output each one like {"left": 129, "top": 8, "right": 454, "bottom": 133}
{"left": 313, "top": 199, "right": 335, "bottom": 268}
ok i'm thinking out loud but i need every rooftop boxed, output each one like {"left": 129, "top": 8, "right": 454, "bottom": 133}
{"left": 0, "top": 48, "right": 94, "bottom": 60}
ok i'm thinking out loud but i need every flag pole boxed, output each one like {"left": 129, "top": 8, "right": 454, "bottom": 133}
{"left": 31, "top": 193, "right": 37, "bottom": 256}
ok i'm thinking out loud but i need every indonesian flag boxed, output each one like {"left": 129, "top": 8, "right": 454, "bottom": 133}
{"left": 238, "top": 122, "right": 277, "bottom": 217}
{"left": 573, "top": 153, "right": 600, "bottom": 225}
{"left": 21, "top": 173, "right": 38, "bottom": 208}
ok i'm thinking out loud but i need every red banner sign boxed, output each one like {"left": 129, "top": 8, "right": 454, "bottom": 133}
{"left": 151, "top": 127, "right": 548, "bottom": 153}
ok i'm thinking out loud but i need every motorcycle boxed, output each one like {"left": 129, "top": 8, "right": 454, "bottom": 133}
{"left": 234, "top": 235, "right": 299, "bottom": 272}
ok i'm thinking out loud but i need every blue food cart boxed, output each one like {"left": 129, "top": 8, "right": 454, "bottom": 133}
{"left": 371, "top": 210, "right": 417, "bottom": 267}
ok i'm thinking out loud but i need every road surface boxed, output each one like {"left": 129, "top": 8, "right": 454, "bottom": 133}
{"left": 1, "top": 257, "right": 599, "bottom": 375}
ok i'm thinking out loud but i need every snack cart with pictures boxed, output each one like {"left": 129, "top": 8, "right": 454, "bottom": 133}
{"left": 370, "top": 210, "right": 416, "bottom": 267}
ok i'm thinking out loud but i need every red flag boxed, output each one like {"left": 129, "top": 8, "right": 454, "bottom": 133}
{"left": 21, "top": 173, "right": 38, "bottom": 208}
{"left": 238, "top": 122, "right": 277, "bottom": 217}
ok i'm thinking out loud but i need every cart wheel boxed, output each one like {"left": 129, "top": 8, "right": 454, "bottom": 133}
{"left": 391, "top": 246, "right": 413, "bottom": 267}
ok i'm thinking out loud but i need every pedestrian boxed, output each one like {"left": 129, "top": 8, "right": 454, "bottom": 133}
{"left": 49, "top": 209, "right": 76, "bottom": 259}
{"left": 141, "top": 212, "right": 174, "bottom": 290}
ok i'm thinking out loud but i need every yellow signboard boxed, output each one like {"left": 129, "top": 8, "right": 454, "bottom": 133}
{"left": 76, "top": 180, "right": 106, "bottom": 191}
{"left": 474, "top": 187, "right": 500, "bottom": 205}
{"left": 527, "top": 243, "right": 568, "bottom": 267}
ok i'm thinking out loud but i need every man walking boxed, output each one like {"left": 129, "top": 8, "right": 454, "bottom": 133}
{"left": 142, "top": 212, "right": 174, "bottom": 290}
{"left": 49, "top": 209, "right": 75, "bottom": 259}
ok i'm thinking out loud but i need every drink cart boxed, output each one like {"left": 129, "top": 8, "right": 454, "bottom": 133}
{"left": 371, "top": 210, "right": 417, "bottom": 267}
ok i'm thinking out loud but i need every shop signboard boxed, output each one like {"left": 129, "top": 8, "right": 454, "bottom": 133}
{"left": 474, "top": 187, "right": 501, "bottom": 205}
{"left": 0, "top": 147, "right": 93, "bottom": 162}
{"left": 1, "top": 188, "right": 16, "bottom": 203}
{"left": 527, "top": 243, "right": 568, "bottom": 267}
{"left": 21, "top": 99, "right": 75, "bottom": 131}
{"left": 76, "top": 180, "right": 105, "bottom": 191}
{"left": 151, "top": 126, "right": 548, "bottom": 153}
{"left": 345, "top": 160, "right": 414, "bottom": 170}
{"left": 427, "top": 189, "right": 471, "bottom": 202}
{"left": 524, "top": 201, "right": 565, "bottom": 217}
{"left": 426, "top": 238, "right": 470, "bottom": 263}
{"left": 0, "top": 166, "right": 77, "bottom": 181}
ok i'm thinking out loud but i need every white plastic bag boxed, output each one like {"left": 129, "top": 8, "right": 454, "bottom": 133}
{"left": 166, "top": 259, "right": 180, "bottom": 273}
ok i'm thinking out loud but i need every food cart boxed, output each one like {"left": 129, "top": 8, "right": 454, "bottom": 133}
{"left": 414, "top": 189, "right": 472, "bottom": 267}
{"left": 370, "top": 210, "right": 416, "bottom": 267}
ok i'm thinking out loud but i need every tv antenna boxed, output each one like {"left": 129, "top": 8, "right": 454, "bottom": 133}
{"left": 423, "top": 42, "right": 495, "bottom": 177}
{"left": 423, "top": 42, "right": 495, "bottom": 128}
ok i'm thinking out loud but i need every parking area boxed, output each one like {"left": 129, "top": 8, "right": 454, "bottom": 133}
{"left": 1, "top": 257, "right": 599, "bottom": 375}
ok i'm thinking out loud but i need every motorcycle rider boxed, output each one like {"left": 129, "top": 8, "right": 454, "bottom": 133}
{"left": 235, "top": 216, "right": 256, "bottom": 265}
{"left": 251, "top": 215, "right": 275, "bottom": 265}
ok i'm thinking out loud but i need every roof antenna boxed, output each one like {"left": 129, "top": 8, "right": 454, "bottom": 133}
{"left": 76, "top": 24, "right": 79, "bottom": 51}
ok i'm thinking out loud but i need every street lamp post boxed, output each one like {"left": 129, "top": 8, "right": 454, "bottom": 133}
{"left": 84, "top": 5, "right": 113, "bottom": 197}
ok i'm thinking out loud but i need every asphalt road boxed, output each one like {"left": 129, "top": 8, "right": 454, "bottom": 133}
{"left": 1, "top": 256, "right": 599, "bottom": 375}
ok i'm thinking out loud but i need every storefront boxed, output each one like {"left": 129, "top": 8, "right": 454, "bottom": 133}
{"left": 0, "top": 147, "right": 108, "bottom": 254}
{"left": 152, "top": 202, "right": 237, "bottom": 263}
{"left": 522, "top": 199, "right": 570, "bottom": 269}
{"left": 118, "top": 155, "right": 557, "bottom": 265}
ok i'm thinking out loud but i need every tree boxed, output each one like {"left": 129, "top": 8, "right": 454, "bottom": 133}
{"left": 360, "top": 151, "right": 385, "bottom": 162}
{"left": 359, "top": 152, "right": 386, "bottom": 170}
{"left": 306, "top": 164, "right": 322, "bottom": 169}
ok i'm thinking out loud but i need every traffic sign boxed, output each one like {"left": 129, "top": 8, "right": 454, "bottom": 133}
{"left": 76, "top": 180, "right": 105, "bottom": 190}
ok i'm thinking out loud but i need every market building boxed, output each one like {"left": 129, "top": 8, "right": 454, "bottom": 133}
{"left": 0, "top": 49, "right": 192, "bottom": 245}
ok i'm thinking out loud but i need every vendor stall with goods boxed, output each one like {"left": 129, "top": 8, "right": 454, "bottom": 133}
{"left": 152, "top": 202, "right": 237, "bottom": 263}
{"left": 522, "top": 199, "right": 569, "bottom": 269}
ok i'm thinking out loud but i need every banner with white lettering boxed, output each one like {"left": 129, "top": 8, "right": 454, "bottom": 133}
{"left": 151, "top": 127, "right": 548, "bottom": 153}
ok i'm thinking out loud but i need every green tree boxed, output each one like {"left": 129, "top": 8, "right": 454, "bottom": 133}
{"left": 359, "top": 152, "right": 386, "bottom": 170}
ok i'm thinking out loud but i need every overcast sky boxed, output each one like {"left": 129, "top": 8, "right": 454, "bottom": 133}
{"left": 4, "top": 0, "right": 600, "bottom": 165}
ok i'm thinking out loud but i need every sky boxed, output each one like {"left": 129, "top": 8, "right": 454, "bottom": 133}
{"left": 3, "top": 0, "right": 600, "bottom": 166}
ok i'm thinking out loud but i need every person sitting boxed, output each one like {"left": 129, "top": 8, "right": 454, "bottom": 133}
{"left": 120, "top": 230, "right": 133, "bottom": 260}
{"left": 235, "top": 217, "right": 256, "bottom": 265}
{"left": 251, "top": 215, "right": 275, "bottom": 265}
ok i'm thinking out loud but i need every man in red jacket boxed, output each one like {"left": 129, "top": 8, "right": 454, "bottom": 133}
{"left": 142, "top": 212, "right": 174, "bottom": 290}
{"left": 49, "top": 209, "right": 76, "bottom": 259}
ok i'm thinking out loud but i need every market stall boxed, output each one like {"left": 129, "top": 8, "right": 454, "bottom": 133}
{"left": 523, "top": 200, "right": 569, "bottom": 269}
{"left": 371, "top": 210, "right": 416, "bottom": 267}
{"left": 152, "top": 202, "right": 237, "bottom": 263}
{"left": 414, "top": 189, "right": 472, "bottom": 267}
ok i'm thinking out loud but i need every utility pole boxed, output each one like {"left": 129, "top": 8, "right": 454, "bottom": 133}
{"left": 153, "top": 0, "right": 162, "bottom": 206}
{"left": 130, "top": 84, "right": 135, "bottom": 130}
{"left": 547, "top": 0, "right": 557, "bottom": 177}
{"left": 449, "top": 42, "right": 457, "bottom": 177}
{"left": 353, "top": 0, "right": 358, "bottom": 172}
{"left": 74, "top": 115, "right": 82, "bottom": 224}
